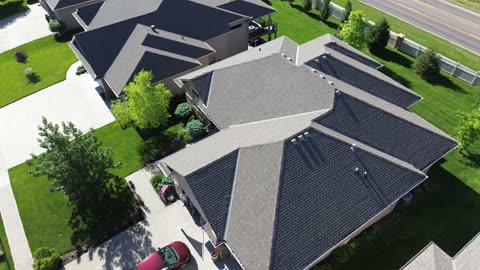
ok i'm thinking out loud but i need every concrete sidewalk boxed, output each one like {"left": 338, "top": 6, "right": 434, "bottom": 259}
{"left": 0, "top": 4, "right": 51, "bottom": 53}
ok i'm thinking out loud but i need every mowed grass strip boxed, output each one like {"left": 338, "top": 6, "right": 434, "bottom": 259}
{"left": 0, "top": 214, "right": 14, "bottom": 270}
{"left": 0, "top": 35, "right": 77, "bottom": 108}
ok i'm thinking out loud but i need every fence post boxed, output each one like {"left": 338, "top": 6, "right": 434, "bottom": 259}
{"left": 415, "top": 46, "right": 422, "bottom": 57}
{"left": 472, "top": 71, "right": 480, "bottom": 86}
{"left": 451, "top": 62, "right": 459, "bottom": 76}
{"left": 312, "top": 0, "right": 318, "bottom": 9}
{"left": 394, "top": 34, "right": 405, "bottom": 49}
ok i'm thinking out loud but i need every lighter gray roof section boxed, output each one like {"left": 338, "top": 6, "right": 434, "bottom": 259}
{"left": 191, "top": 0, "right": 229, "bottom": 6}
{"left": 454, "top": 232, "right": 480, "bottom": 270}
{"left": 161, "top": 110, "right": 326, "bottom": 176}
{"left": 201, "top": 55, "right": 335, "bottom": 128}
{"left": 402, "top": 243, "right": 453, "bottom": 270}
{"left": 179, "top": 36, "right": 297, "bottom": 80}
{"left": 226, "top": 143, "right": 284, "bottom": 270}
{"left": 295, "top": 34, "right": 330, "bottom": 65}
{"left": 88, "top": 0, "right": 162, "bottom": 29}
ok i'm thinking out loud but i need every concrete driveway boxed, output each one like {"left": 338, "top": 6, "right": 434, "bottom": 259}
{"left": 0, "top": 70, "right": 114, "bottom": 270}
{"left": 0, "top": 3, "right": 52, "bottom": 53}
{"left": 65, "top": 169, "right": 242, "bottom": 270}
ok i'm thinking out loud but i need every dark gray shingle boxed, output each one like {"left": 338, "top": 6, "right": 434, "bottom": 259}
{"left": 305, "top": 54, "right": 421, "bottom": 108}
{"left": 185, "top": 150, "right": 238, "bottom": 241}
{"left": 325, "top": 42, "right": 381, "bottom": 69}
{"left": 270, "top": 129, "right": 426, "bottom": 270}
{"left": 218, "top": 0, "right": 275, "bottom": 19}
{"left": 191, "top": 71, "right": 214, "bottom": 105}
{"left": 142, "top": 34, "right": 214, "bottom": 59}
{"left": 76, "top": 1, "right": 104, "bottom": 26}
{"left": 314, "top": 93, "right": 458, "bottom": 169}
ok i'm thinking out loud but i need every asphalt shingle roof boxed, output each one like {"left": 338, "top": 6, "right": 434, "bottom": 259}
{"left": 325, "top": 42, "right": 382, "bottom": 69}
{"left": 270, "top": 129, "right": 426, "bottom": 270}
{"left": 76, "top": 1, "right": 104, "bottom": 26}
{"left": 305, "top": 54, "right": 421, "bottom": 108}
{"left": 184, "top": 150, "right": 239, "bottom": 241}
{"left": 218, "top": 0, "right": 275, "bottom": 18}
{"left": 314, "top": 93, "right": 458, "bottom": 170}
{"left": 191, "top": 71, "right": 214, "bottom": 106}
{"left": 46, "top": 0, "right": 92, "bottom": 9}
{"left": 142, "top": 34, "right": 214, "bottom": 59}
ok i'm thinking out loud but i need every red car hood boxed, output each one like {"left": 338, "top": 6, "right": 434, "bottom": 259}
{"left": 169, "top": 241, "right": 190, "bottom": 261}
{"left": 136, "top": 252, "right": 165, "bottom": 270}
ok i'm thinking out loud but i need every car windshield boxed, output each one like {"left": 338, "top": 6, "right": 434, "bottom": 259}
{"left": 158, "top": 246, "right": 179, "bottom": 265}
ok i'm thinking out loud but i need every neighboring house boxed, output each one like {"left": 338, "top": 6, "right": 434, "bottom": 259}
{"left": 68, "top": 0, "right": 277, "bottom": 99}
{"left": 401, "top": 232, "right": 480, "bottom": 270}
{"left": 40, "top": 0, "right": 103, "bottom": 29}
{"left": 157, "top": 34, "right": 458, "bottom": 270}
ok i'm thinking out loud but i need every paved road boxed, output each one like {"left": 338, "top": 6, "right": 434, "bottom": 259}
{"left": 362, "top": 0, "right": 480, "bottom": 55}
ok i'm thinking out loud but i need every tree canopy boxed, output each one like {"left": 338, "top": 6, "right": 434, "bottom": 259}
{"left": 341, "top": 0, "right": 352, "bottom": 23}
{"left": 48, "top": 20, "right": 65, "bottom": 33}
{"left": 319, "top": 0, "right": 331, "bottom": 22}
{"left": 339, "top": 11, "right": 368, "bottom": 49}
{"left": 413, "top": 49, "right": 440, "bottom": 81}
{"left": 111, "top": 70, "right": 172, "bottom": 129}
{"left": 367, "top": 18, "right": 390, "bottom": 54}
{"left": 455, "top": 108, "right": 480, "bottom": 152}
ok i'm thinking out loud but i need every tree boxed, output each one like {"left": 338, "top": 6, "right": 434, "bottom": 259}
{"left": 341, "top": 0, "right": 352, "bottom": 23}
{"left": 14, "top": 50, "right": 28, "bottom": 64}
{"left": 27, "top": 117, "right": 120, "bottom": 210}
{"left": 455, "top": 108, "right": 480, "bottom": 152}
{"left": 367, "top": 18, "right": 390, "bottom": 54}
{"left": 319, "top": 0, "right": 331, "bottom": 22}
{"left": 339, "top": 11, "right": 368, "bottom": 49}
{"left": 186, "top": 119, "right": 204, "bottom": 137}
{"left": 174, "top": 102, "right": 193, "bottom": 119}
{"left": 48, "top": 19, "right": 65, "bottom": 33}
{"left": 302, "top": 0, "right": 312, "bottom": 12}
{"left": 32, "top": 247, "right": 61, "bottom": 270}
{"left": 111, "top": 70, "right": 172, "bottom": 129}
{"left": 413, "top": 49, "right": 440, "bottom": 81}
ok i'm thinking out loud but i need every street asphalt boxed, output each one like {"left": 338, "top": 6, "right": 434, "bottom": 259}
{"left": 361, "top": 0, "right": 480, "bottom": 56}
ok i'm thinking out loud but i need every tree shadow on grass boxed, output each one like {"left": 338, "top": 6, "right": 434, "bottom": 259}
{"left": 68, "top": 177, "right": 144, "bottom": 250}
{"left": 336, "top": 164, "right": 480, "bottom": 270}
{"left": 430, "top": 74, "right": 464, "bottom": 93}
{"left": 379, "top": 65, "right": 411, "bottom": 88}
{"left": 374, "top": 49, "right": 413, "bottom": 68}
{"left": 54, "top": 28, "right": 83, "bottom": 43}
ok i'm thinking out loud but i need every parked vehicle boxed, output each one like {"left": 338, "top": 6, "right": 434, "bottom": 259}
{"left": 136, "top": 241, "right": 191, "bottom": 270}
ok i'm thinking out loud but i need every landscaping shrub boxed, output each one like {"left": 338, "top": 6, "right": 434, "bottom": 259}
{"left": 319, "top": 0, "right": 330, "bottom": 22}
{"left": 136, "top": 126, "right": 190, "bottom": 164}
{"left": 413, "top": 49, "right": 440, "bottom": 81}
{"left": 32, "top": 247, "right": 61, "bottom": 270}
{"left": 26, "top": 72, "right": 41, "bottom": 84}
{"left": 302, "top": 0, "right": 312, "bottom": 12}
{"left": 186, "top": 119, "right": 204, "bottom": 138}
{"left": 48, "top": 20, "right": 65, "bottom": 34}
{"left": 174, "top": 102, "right": 192, "bottom": 119}
{"left": 332, "top": 247, "right": 349, "bottom": 264}
{"left": 367, "top": 18, "right": 390, "bottom": 54}
{"left": 341, "top": 0, "right": 352, "bottom": 23}
{"left": 150, "top": 174, "right": 173, "bottom": 192}
{"left": 76, "top": 65, "right": 86, "bottom": 75}
{"left": 0, "top": 0, "right": 28, "bottom": 20}
{"left": 14, "top": 50, "right": 28, "bottom": 64}
{"left": 348, "top": 238, "right": 360, "bottom": 250}
{"left": 339, "top": 10, "right": 368, "bottom": 49}
{"left": 365, "top": 224, "right": 380, "bottom": 242}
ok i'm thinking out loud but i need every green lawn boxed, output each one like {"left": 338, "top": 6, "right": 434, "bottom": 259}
{"left": 0, "top": 214, "right": 14, "bottom": 270}
{"left": 333, "top": 0, "right": 480, "bottom": 71}
{"left": 0, "top": 35, "right": 77, "bottom": 108}
{"left": 9, "top": 123, "right": 143, "bottom": 253}
{"left": 268, "top": 0, "right": 480, "bottom": 269}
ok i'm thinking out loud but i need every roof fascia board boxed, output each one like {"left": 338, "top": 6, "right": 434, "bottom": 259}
{"left": 68, "top": 41, "right": 97, "bottom": 79}
{"left": 222, "top": 150, "right": 241, "bottom": 240}
{"left": 72, "top": 11, "right": 89, "bottom": 30}
{"left": 54, "top": 0, "right": 98, "bottom": 11}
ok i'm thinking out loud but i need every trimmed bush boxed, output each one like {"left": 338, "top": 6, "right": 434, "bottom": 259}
{"left": 48, "top": 20, "right": 65, "bottom": 33}
{"left": 186, "top": 119, "right": 204, "bottom": 137}
{"left": 302, "top": 0, "right": 312, "bottom": 12}
{"left": 367, "top": 18, "right": 390, "bottom": 54}
{"left": 14, "top": 50, "right": 28, "bottom": 64}
{"left": 332, "top": 247, "right": 349, "bottom": 264}
{"left": 319, "top": 0, "right": 330, "bottom": 22}
{"left": 32, "top": 247, "right": 61, "bottom": 270}
{"left": 413, "top": 49, "right": 440, "bottom": 81}
{"left": 341, "top": 0, "right": 352, "bottom": 23}
{"left": 174, "top": 102, "right": 192, "bottom": 119}
{"left": 76, "top": 65, "right": 86, "bottom": 75}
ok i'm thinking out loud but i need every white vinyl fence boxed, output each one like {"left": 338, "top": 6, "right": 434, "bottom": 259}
{"left": 315, "top": 0, "right": 480, "bottom": 86}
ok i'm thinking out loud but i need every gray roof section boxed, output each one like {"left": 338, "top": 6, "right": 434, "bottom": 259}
{"left": 45, "top": 0, "right": 93, "bottom": 10}
{"left": 226, "top": 143, "right": 284, "bottom": 270}
{"left": 199, "top": 55, "right": 335, "bottom": 129}
{"left": 454, "top": 232, "right": 480, "bottom": 270}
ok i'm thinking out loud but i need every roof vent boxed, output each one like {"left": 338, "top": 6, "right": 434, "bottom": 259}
{"left": 363, "top": 171, "right": 368, "bottom": 177}
{"left": 354, "top": 167, "right": 360, "bottom": 173}
{"left": 351, "top": 143, "right": 357, "bottom": 152}
{"left": 332, "top": 40, "right": 336, "bottom": 44}
{"left": 311, "top": 69, "right": 317, "bottom": 73}
{"left": 150, "top": 25, "right": 155, "bottom": 30}
{"left": 303, "top": 131, "right": 311, "bottom": 138}
{"left": 322, "top": 55, "right": 328, "bottom": 60}
{"left": 320, "top": 75, "right": 326, "bottom": 79}
{"left": 326, "top": 52, "right": 331, "bottom": 55}
{"left": 335, "top": 89, "right": 341, "bottom": 94}
{"left": 291, "top": 138, "right": 298, "bottom": 144}
{"left": 328, "top": 81, "right": 334, "bottom": 85}
{"left": 259, "top": 47, "right": 262, "bottom": 51}
{"left": 298, "top": 134, "right": 305, "bottom": 141}
{"left": 281, "top": 53, "right": 286, "bottom": 57}
{"left": 287, "top": 57, "right": 292, "bottom": 61}
{"left": 314, "top": 58, "right": 320, "bottom": 63}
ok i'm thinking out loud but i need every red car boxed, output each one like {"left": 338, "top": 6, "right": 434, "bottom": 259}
{"left": 136, "top": 241, "right": 191, "bottom": 270}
